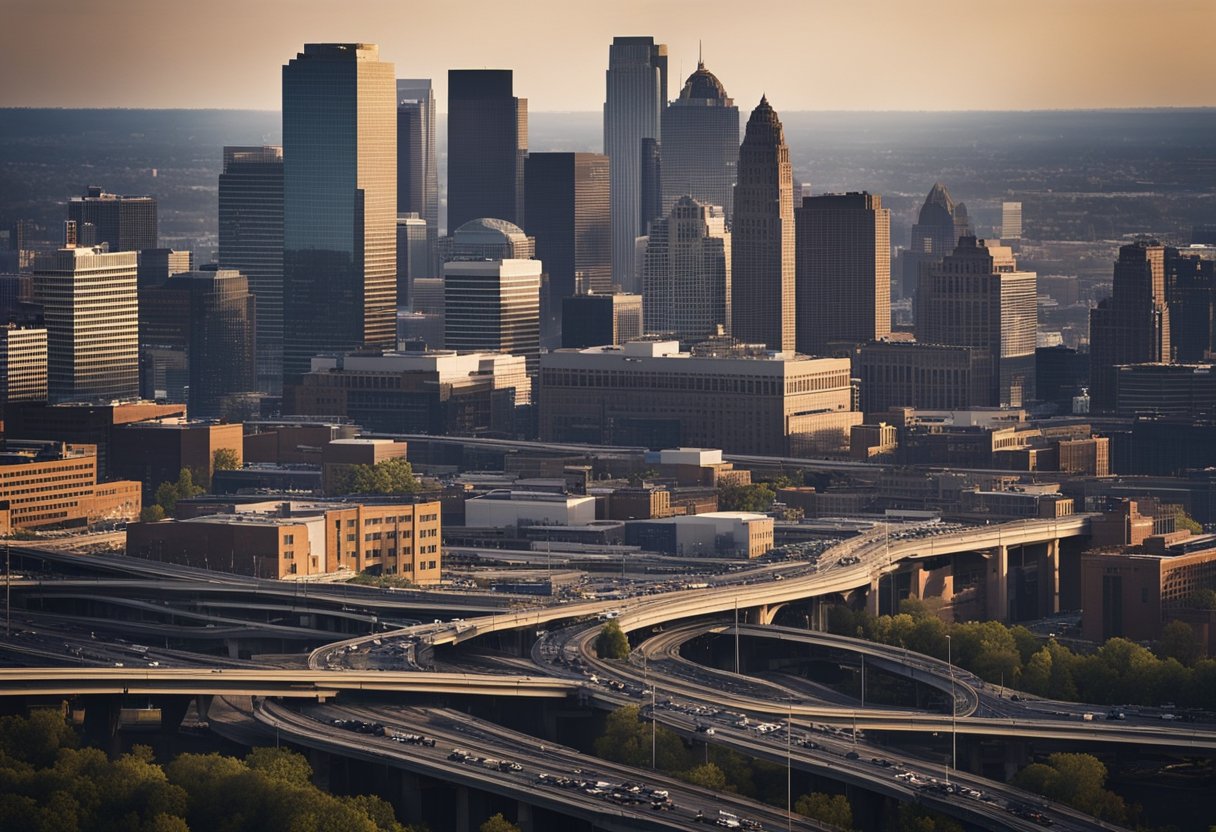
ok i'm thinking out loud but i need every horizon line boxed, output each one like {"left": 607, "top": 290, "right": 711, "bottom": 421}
{"left": 3, "top": 105, "right": 1216, "bottom": 115}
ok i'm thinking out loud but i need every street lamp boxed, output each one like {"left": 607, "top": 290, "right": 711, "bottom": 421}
{"left": 786, "top": 704, "right": 793, "bottom": 832}
{"left": 945, "top": 634, "right": 956, "bottom": 784}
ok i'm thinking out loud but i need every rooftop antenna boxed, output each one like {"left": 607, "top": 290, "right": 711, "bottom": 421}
{"left": 699, "top": 39, "right": 703, "bottom": 69}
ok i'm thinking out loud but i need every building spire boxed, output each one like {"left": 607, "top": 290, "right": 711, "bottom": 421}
{"left": 698, "top": 39, "right": 703, "bottom": 69}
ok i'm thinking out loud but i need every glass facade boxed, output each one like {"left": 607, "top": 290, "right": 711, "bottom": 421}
{"left": 447, "top": 70, "right": 527, "bottom": 233}
{"left": 282, "top": 43, "right": 396, "bottom": 380}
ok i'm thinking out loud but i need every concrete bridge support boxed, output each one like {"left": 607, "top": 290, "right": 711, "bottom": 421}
{"left": 867, "top": 578, "right": 880, "bottom": 617}
{"left": 399, "top": 770, "right": 424, "bottom": 822}
{"left": 986, "top": 545, "right": 1009, "bottom": 621}
{"left": 1040, "top": 538, "right": 1060, "bottom": 615}
{"left": 516, "top": 799, "right": 534, "bottom": 832}
{"left": 455, "top": 785, "right": 471, "bottom": 832}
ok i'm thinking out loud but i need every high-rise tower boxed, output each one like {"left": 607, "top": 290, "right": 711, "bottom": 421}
{"left": 795, "top": 192, "right": 890, "bottom": 355}
{"left": 219, "top": 145, "right": 283, "bottom": 393}
{"left": 66, "top": 187, "right": 158, "bottom": 252}
{"left": 1089, "top": 240, "right": 1171, "bottom": 412}
{"left": 900, "top": 182, "right": 958, "bottom": 299}
{"left": 731, "top": 97, "right": 795, "bottom": 352}
{"left": 660, "top": 59, "right": 739, "bottom": 224}
{"left": 281, "top": 43, "right": 396, "bottom": 380}
{"left": 604, "top": 36, "right": 668, "bottom": 292}
{"left": 447, "top": 70, "right": 527, "bottom": 232}
{"left": 397, "top": 79, "right": 439, "bottom": 274}
{"left": 642, "top": 195, "right": 730, "bottom": 342}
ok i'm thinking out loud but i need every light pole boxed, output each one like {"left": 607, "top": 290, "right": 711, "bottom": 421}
{"left": 946, "top": 634, "right": 956, "bottom": 784}
{"left": 786, "top": 705, "right": 793, "bottom": 832}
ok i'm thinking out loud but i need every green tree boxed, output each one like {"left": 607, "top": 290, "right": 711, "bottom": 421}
{"left": 140, "top": 505, "right": 166, "bottom": 522}
{"left": 1013, "top": 753, "right": 1128, "bottom": 823}
{"left": 717, "top": 482, "right": 776, "bottom": 512}
{"left": 596, "top": 620, "right": 630, "bottom": 659}
{"left": 1157, "top": 620, "right": 1203, "bottom": 666}
{"left": 153, "top": 468, "right": 205, "bottom": 516}
{"left": 479, "top": 814, "right": 520, "bottom": 832}
{"left": 1021, "top": 647, "right": 1053, "bottom": 696}
{"left": 795, "top": 792, "right": 853, "bottom": 830}
{"left": 213, "top": 448, "right": 241, "bottom": 472}
{"left": 682, "top": 763, "right": 727, "bottom": 790}
{"left": 336, "top": 459, "right": 420, "bottom": 495}
{"left": 245, "top": 747, "right": 312, "bottom": 786}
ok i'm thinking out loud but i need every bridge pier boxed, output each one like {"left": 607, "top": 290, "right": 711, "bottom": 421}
{"left": 455, "top": 784, "right": 470, "bottom": 832}
{"left": 399, "top": 770, "right": 424, "bottom": 822}
{"left": 516, "top": 799, "right": 534, "bottom": 832}
{"left": 986, "top": 544, "right": 1009, "bottom": 621}
{"left": 1040, "top": 539, "right": 1060, "bottom": 615}
{"left": 866, "top": 578, "right": 880, "bottom": 617}
{"left": 81, "top": 695, "right": 122, "bottom": 758}
{"left": 309, "top": 748, "right": 331, "bottom": 790}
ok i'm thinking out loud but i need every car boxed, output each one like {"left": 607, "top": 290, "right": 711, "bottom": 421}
{"left": 845, "top": 751, "right": 860, "bottom": 760}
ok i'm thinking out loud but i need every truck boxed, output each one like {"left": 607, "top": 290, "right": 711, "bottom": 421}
{"left": 716, "top": 811, "right": 741, "bottom": 829}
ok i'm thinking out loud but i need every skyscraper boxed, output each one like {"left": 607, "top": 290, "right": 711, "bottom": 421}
{"left": 1166, "top": 247, "right": 1216, "bottom": 363}
{"left": 660, "top": 60, "right": 739, "bottom": 224}
{"left": 66, "top": 187, "right": 158, "bottom": 252}
{"left": 561, "top": 293, "right": 643, "bottom": 348}
{"left": 731, "top": 97, "right": 795, "bottom": 352}
{"left": 524, "top": 152, "right": 611, "bottom": 344}
{"left": 1001, "top": 201, "right": 1023, "bottom": 240}
{"left": 795, "top": 192, "right": 890, "bottom": 355}
{"left": 396, "top": 214, "right": 429, "bottom": 307}
{"left": 1089, "top": 240, "right": 1171, "bottom": 412}
{"left": 642, "top": 196, "right": 730, "bottom": 342}
{"left": 604, "top": 36, "right": 668, "bottom": 291}
{"left": 447, "top": 70, "right": 527, "bottom": 232}
{"left": 444, "top": 259, "right": 541, "bottom": 387}
{"left": 396, "top": 79, "right": 438, "bottom": 275}
{"left": 281, "top": 43, "right": 396, "bottom": 380}
{"left": 33, "top": 246, "right": 139, "bottom": 402}
{"left": 900, "top": 182, "right": 958, "bottom": 299}
{"left": 915, "top": 236, "right": 1038, "bottom": 407}
{"left": 219, "top": 145, "right": 283, "bottom": 393}
{"left": 183, "top": 270, "right": 256, "bottom": 418}
{"left": 0, "top": 326, "right": 48, "bottom": 413}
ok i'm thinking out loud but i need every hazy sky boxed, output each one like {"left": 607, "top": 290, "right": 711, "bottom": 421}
{"left": 3, "top": 0, "right": 1214, "bottom": 111}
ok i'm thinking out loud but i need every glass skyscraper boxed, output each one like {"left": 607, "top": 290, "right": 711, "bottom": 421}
{"left": 660, "top": 61, "right": 739, "bottom": 224}
{"left": 447, "top": 70, "right": 527, "bottom": 233}
{"left": 281, "top": 43, "right": 396, "bottom": 380}
{"left": 396, "top": 79, "right": 438, "bottom": 276}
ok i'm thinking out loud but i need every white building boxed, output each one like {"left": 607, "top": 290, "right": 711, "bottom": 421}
{"left": 625, "top": 511, "right": 774, "bottom": 559}
{"left": 444, "top": 258, "right": 541, "bottom": 375}
{"left": 465, "top": 489, "right": 597, "bottom": 530}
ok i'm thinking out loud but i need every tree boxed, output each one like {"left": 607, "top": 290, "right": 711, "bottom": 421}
{"left": 596, "top": 620, "right": 630, "bottom": 659}
{"left": 213, "top": 448, "right": 241, "bottom": 472}
{"left": 795, "top": 793, "right": 853, "bottom": 830}
{"left": 1013, "top": 753, "right": 1128, "bottom": 823}
{"left": 717, "top": 482, "right": 776, "bottom": 512}
{"left": 682, "top": 763, "right": 727, "bottom": 790}
{"left": 479, "top": 814, "right": 520, "bottom": 832}
{"left": 1021, "top": 648, "right": 1053, "bottom": 696}
{"left": 140, "top": 505, "right": 166, "bottom": 522}
{"left": 335, "top": 459, "right": 421, "bottom": 496}
{"left": 1157, "top": 620, "right": 1203, "bottom": 667}
{"left": 153, "top": 468, "right": 205, "bottom": 516}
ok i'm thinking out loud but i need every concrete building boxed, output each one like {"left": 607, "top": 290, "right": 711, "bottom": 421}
{"left": 795, "top": 192, "right": 891, "bottom": 355}
{"left": 219, "top": 145, "right": 284, "bottom": 394}
{"left": 0, "top": 440, "right": 140, "bottom": 534}
{"left": 396, "top": 214, "right": 429, "bottom": 307}
{"left": 0, "top": 326, "right": 47, "bottom": 413}
{"left": 447, "top": 69, "right": 527, "bottom": 231}
{"left": 465, "top": 489, "right": 597, "bottom": 530}
{"left": 137, "top": 249, "right": 193, "bottom": 289}
{"left": 282, "top": 43, "right": 396, "bottom": 379}
{"left": 1089, "top": 240, "right": 1171, "bottom": 412}
{"left": 659, "top": 59, "right": 738, "bottom": 223}
{"left": 66, "top": 186, "right": 157, "bottom": 252}
{"left": 33, "top": 246, "right": 139, "bottom": 402}
{"left": 732, "top": 97, "right": 795, "bottom": 353}
{"left": 604, "top": 36, "right": 668, "bottom": 291}
{"left": 856, "top": 341, "right": 992, "bottom": 416}
{"left": 396, "top": 79, "right": 438, "bottom": 275}
{"left": 182, "top": 270, "right": 256, "bottom": 418}
{"left": 441, "top": 217, "right": 535, "bottom": 264}
{"left": 285, "top": 350, "right": 528, "bottom": 436}
{"left": 110, "top": 418, "right": 244, "bottom": 497}
{"left": 645, "top": 447, "right": 752, "bottom": 488}
{"left": 1001, "top": 201, "right": 1023, "bottom": 240}
{"left": 321, "top": 437, "right": 409, "bottom": 495}
{"left": 624, "top": 512, "right": 773, "bottom": 559}
{"left": 915, "top": 237, "right": 1037, "bottom": 406}
{"left": 243, "top": 420, "right": 359, "bottom": 466}
{"left": 900, "top": 182, "right": 958, "bottom": 300}
{"left": 1166, "top": 247, "right": 1216, "bottom": 363}
{"left": 560, "top": 293, "right": 643, "bottom": 348}
{"left": 523, "top": 152, "right": 611, "bottom": 343}
{"left": 128, "top": 497, "right": 442, "bottom": 581}
{"left": 1114, "top": 362, "right": 1216, "bottom": 418}
{"left": 443, "top": 259, "right": 541, "bottom": 377}
{"left": 642, "top": 196, "right": 730, "bottom": 341}
{"left": 538, "top": 340, "right": 860, "bottom": 455}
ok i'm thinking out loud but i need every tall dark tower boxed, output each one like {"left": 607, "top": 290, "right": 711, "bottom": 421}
{"left": 281, "top": 43, "right": 397, "bottom": 380}
{"left": 397, "top": 79, "right": 439, "bottom": 276}
{"left": 66, "top": 187, "right": 158, "bottom": 252}
{"left": 183, "top": 270, "right": 256, "bottom": 418}
{"left": 604, "top": 36, "right": 668, "bottom": 292}
{"left": 1089, "top": 240, "right": 1171, "bottom": 412}
{"left": 524, "top": 152, "right": 611, "bottom": 345}
{"left": 219, "top": 145, "right": 283, "bottom": 393}
{"left": 660, "top": 59, "right": 739, "bottom": 223}
{"left": 731, "top": 97, "right": 795, "bottom": 352}
{"left": 901, "top": 182, "right": 957, "bottom": 299}
{"left": 447, "top": 70, "right": 527, "bottom": 232}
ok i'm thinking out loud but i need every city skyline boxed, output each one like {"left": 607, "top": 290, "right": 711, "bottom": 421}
{"left": 3, "top": 0, "right": 1214, "bottom": 112}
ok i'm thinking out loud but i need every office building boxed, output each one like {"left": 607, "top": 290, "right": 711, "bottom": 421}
{"left": 1165, "top": 247, "right": 1216, "bottom": 363}
{"left": 604, "top": 36, "right": 668, "bottom": 291}
{"left": 900, "top": 182, "right": 958, "bottom": 299}
{"left": 110, "top": 418, "right": 244, "bottom": 496}
{"left": 440, "top": 217, "right": 535, "bottom": 263}
{"left": 396, "top": 213, "right": 429, "bottom": 306}
{"left": 660, "top": 59, "right": 739, "bottom": 223}
{"left": 1001, "top": 201, "right": 1023, "bottom": 240}
{"left": 625, "top": 512, "right": 773, "bottom": 559}
{"left": 33, "top": 246, "right": 139, "bottom": 402}
{"left": 732, "top": 97, "right": 795, "bottom": 352}
{"left": 539, "top": 340, "right": 859, "bottom": 455}
{"left": 795, "top": 192, "right": 890, "bottom": 355}
{"left": 915, "top": 237, "right": 1037, "bottom": 406}
{"left": 178, "top": 270, "right": 257, "bottom": 418}
{"left": 444, "top": 259, "right": 541, "bottom": 376}
{"left": 396, "top": 79, "right": 438, "bottom": 274}
{"left": 642, "top": 196, "right": 730, "bottom": 341}
{"left": 138, "top": 272, "right": 191, "bottom": 401}
{"left": 856, "top": 341, "right": 992, "bottom": 415}
{"left": 285, "top": 350, "right": 529, "bottom": 435}
{"left": 466, "top": 490, "right": 597, "bottom": 530}
{"left": 561, "top": 293, "right": 643, "bottom": 348}
{"left": 282, "top": 43, "right": 396, "bottom": 379}
{"left": 128, "top": 497, "right": 442, "bottom": 581}
{"left": 137, "top": 249, "right": 193, "bottom": 289}
{"left": 0, "top": 326, "right": 47, "bottom": 412}
{"left": 219, "top": 145, "right": 284, "bottom": 393}
{"left": 1113, "top": 363, "right": 1216, "bottom": 418}
{"left": 447, "top": 70, "right": 527, "bottom": 231}
{"left": 523, "top": 152, "right": 611, "bottom": 343}
{"left": 0, "top": 440, "right": 141, "bottom": 534}
{"left": 1089, "top": 240, "right": 1171, "bottom": 412}
{"left": 66, "top": 186, "right": 157, "bottom": 252}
